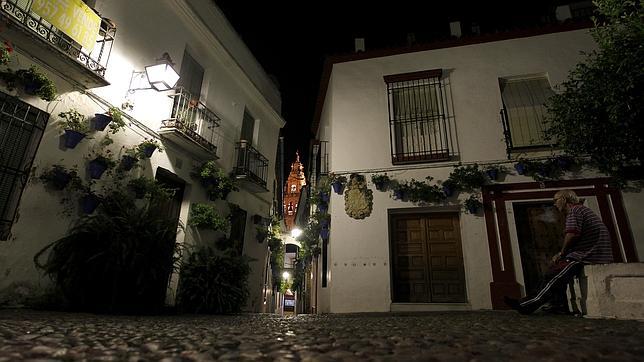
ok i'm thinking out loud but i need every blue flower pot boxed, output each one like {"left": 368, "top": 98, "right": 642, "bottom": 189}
{"left": 332, "top": 181, "right": 344, "bottom": 194}
{"left": 93, "top": 113, "right": 112, "bottom": 131}
{"left": 50, "top": 170, "right": 71, "bottom": 190}
{"left": 393, "top": 190, "right": 405, "bottom": 200}
{"left": 120, "top": 155, "right": 137, "bottom": 171}
{"left": 515, "top": 163, "right": 527, "bottom": 175}
{"left": 320, "top": 227, "right": 330, "bottom": 240}
{"left": 80, "top": 194, "right": 100, "bottom": 214}
{"left": 89, "top": 159, "right": 108, "bottom": 179}
{"left": 442, "top": 185, "right": 454, "bottom": 197}
{"left": 142, "top": 145, "right": 157, "bottom": 158}
{"left": 319, "top": 218, "right": 329, "bottom": 228}
{"left": 64, "top": 130, "right": 86, "bottom": 149}
{"left": 557, "top": 157, "right": 572, "bottom": 170}
{"left": 317, "top": 203, "right": 328, "bottom": 213}
{"left": 467, "top": 205, "right": 479, "bottom": 214}
{"left": 320, "top": 192, "right": 330, "bottom": 203}
{"left": 485, "top": 169, "right": 498, "bottom": 181}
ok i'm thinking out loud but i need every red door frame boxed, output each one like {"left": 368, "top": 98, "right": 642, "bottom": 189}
{"left": 482, "top": 177, "right": 638, "bottom": 309}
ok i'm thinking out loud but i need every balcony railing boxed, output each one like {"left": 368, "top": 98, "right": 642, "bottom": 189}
{"left": 233, "top": 140, "right": 269, "bottom": 192}
{"left": 159, "top": 87, "right": 220, "bottom": 160}
{"left": 0, "top": 0, "right": 115, "bottom": 88}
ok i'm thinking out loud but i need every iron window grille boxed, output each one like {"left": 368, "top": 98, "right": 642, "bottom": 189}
{"left": 234, "top": 140, "right": 269, "bottom": 190}
{"left": 385, "top": 69, "right": 454, "bottom": 164}
{"left": 499, "top": 76, "right": 555, "bottom": 154}
{"left": 0, "top": 0, "right": 115, "bottom": 79}
{"left": 0, "top": 90, "right": 49, "bottom": 240}
{"left": 162, "top": 87, "right": 221, "bottom": 154}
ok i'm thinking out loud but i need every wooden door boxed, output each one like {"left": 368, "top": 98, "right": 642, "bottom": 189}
{"left": 391, "top": 213, "right": 466, "bottom": 303}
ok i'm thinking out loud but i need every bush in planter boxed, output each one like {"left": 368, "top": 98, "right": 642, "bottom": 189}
{"left": 88, "top": 150, "right": 117, "bottom": 179}
{"left": 127, "top": 176, "right": 173, "bottom": 199}
{"left": 464, "top": 194, "right": 483, "bottom": 214}
{"left": 447, "top": 164, "right": 486, "bottom": 192}
{"left": 329, "top": 173, "right": 347, "bottom": 194}
{"left": 15, "top": 66, "right": 57, "bottom": 101}
{"left": 188, "top": 203, "right": 230, "bottom": 232}
{"left": 176, "top": 246, "right": 251, "bottom": 314}
{"left": 371, "top": 173, "right": 391, "bottom": 191}
{"left": 483, "top": 164, "right": 509, "bottom": 181}
{"left": 33, "top": 191, "right": 181, "bottom": 313}
{"left": 392, "top": 177, "right": 446, "bottom": 204}
{"left": 192, "top": 161, "right": 237, "bottom": 200}
{"left": 58, "top": 109, "right": 90, "bottom": 149}
{"left": 39, "top": 164, "right": 81, "bottom": 190}
{"left": 136, "top": 138, "right": 163, "bottom": 159}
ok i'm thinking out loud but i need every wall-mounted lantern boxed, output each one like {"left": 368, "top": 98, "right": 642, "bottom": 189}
{"left": 128, "top": 52, "right": 180, "bottom": 92}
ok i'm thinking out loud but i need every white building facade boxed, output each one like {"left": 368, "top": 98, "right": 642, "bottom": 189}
{"left": 0, "top": 0, "right": 284, "bottom": 312}
{"left": 312, "top": 24, "right": 643, "bottom": 313}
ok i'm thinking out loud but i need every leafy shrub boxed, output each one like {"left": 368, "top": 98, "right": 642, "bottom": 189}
{"left": 177, "top": 247, "right": 250, "bottom": 314}
{"left": 58, "top": 108, "right": 90, "bottom": 133}
{"left": 192, "top": 161, "right": 237, "bottom": 200}
{"left": 34, "top": 192, "right": 180, "bottom": 313}
{"left": 188, "top": 203, "right": 230, "bottom": 232}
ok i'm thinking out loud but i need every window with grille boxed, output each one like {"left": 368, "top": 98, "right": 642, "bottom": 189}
{"left": 241, "top": 109, "right": 255, "bottom": 145}
{"left": 385, "top": 69, "right": 453, "bottom": 164}
{"left": 0, "top": 91, "right": 49, "bottom": 240}
{"left": 499, "top": 76, "right": 555, "bottom": 149}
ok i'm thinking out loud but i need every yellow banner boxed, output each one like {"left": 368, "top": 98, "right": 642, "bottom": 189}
{"left": 31, "top": 0, "right": 101, "bottom": 52}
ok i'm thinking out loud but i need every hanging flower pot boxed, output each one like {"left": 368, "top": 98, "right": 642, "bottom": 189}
{"left": 23, "top": 82, "right": 39, "bottom": 95}
{"left": 331, "top": 180, "right": 344, "bottom": 194}
{"left": 319, "top": 191, "right": 330, "bottom": 203}
{"left": 50, "top": 170, "right": 71, "bottom": 190}
{"left": 485, "top": 169, "right": 498, "bottom": 181}
{"left": 393, "top": 189, "right": 405, "bottom": 200}
{"left": 556, "top": 156, "right": 573, "bottom": 170}
{"left": 120, "top": 155, "right": 138, "bottom": 171}
{"left": 319, "top": 217, "right": 329, "bottom": 228}
{"left": 317, "top": 202, "right": 328, "bottom": 213}
{"left": 80, "top": 194, "right": 100, "bottom": 214}
{"left": 320, "top": 227, "right": 330, "bottom": 240}
{"left": 467, "top": 204, "right": 479, "bottom": 214}
{"left": 63, "top": 129, "right": 86, "bottom": 149}
{"left": 88, "top": 158, "right": 109, "bottom": 179}
{"left": 142, "top": 145, "right": 157, "bottom": 158}
{"left": 514, "top": 162, "right": 527, "bottom": 175}
{"left": 442, "top": 185, "right": 454, "bottom": 197}
{"left": 93, "top": 113, "right": 113, "bottom": 131}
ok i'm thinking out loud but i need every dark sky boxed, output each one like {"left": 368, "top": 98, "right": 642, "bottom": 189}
{"left": 215, "top": 1, "right": 566, "bottom": 175}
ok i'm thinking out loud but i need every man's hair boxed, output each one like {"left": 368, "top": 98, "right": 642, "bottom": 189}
{"left": 554, "top": 189, "right": 580, "bottom": 204}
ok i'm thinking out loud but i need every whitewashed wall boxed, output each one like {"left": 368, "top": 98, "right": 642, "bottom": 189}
{"left": 0, "top": 0, "right": 284, "bottom": 312}
{"left": 317, "top": 29, "right": 644, "bottom": 313}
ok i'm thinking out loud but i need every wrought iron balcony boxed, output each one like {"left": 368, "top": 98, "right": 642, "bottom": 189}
{"left": 159, "top": 87, "right": 220, "bottom": 160}
{"left": 233, "top": 140, "right": 269, "bottom": 192}
{"left": 0, "top": 0, "right": 115, "bottom": 88}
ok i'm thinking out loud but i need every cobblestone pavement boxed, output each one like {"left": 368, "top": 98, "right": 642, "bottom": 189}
{"left": 1, "top": 309, "right": 643, "bottom": 361}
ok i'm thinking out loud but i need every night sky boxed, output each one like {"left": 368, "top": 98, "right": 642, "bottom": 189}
{"left": 215, "top": 1, "right": 567, "bottom": 175}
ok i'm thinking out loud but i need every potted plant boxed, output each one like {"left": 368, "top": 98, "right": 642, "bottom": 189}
{"left": 80, "top": 192, "right": 101, "bottom": 214}
{"left": 39, "top": 164, "right": 80, "bottom": 190}
{"left": 441, "top": 179, "right": 457, "bottom": 197}
{"left": 58, "top": 109, "right": 90, "bottom": 149}
{"left": 192, "top": 161, "right": 237, "bottom": 200}
{"left": 1, "top": 40, "right": 13, "bottom": 65}
{"left": 329, "top": 173, "right": 347, "bottom": 194}
{"left": 136, "top": 138, "right": 163, "bottom": 158}
{"left": 464, "top": 194, "right": 483, "bottom": 214}
{"left": 371, "top": 174, "right": 391, "bottom": 191}
{"left": 255, "top": 226, "right": 268, "bottom": 243}
{"left": 119, "top": 147, "right": 139, "bottom": 171}
{"left": 15, "top": 66, "right": 57, "bottom": 101}
{"left": 483, "top": 164, "right": 508, "bottom": 181}
{"left": 88, "top": 150, "right": 116, "bottom": 179}
{"left": 447, "top": 164, "right": 486, "bottom": 192}
{"left": 319, "top": 227, "right": 330, "bottom": 240}
{"left": 188, "top": 203, "right": 230, "bottom": 232}
{"left": 514, "top": 159, "right": 529, "bottom": 175}
{"left": 94, "top": 106, "right": 126, "bottom": 133}
{"left": 127, "top": 176, "right": 172, "bottom": 199}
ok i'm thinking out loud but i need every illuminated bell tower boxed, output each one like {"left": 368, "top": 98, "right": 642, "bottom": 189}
{"left": 283, "top": 151, "right": 306, "bottom": 231}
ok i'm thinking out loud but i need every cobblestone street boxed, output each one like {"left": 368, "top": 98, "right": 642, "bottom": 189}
{"left": 0, "top": 309, "right": 643, "bottom": 361}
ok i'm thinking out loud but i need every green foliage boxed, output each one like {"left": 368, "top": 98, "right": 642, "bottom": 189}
{"left": 39, "top": 164, "right": 82, "bottom": 190}
{"left": 58, "top": 109, "right": 90, "bottom": 133}
{"left": 188, "top": 203, "right": 230, "bottom": 232}
{"left": 176, "top": 246, "right": 250, "bottom": 314}
{"left": 127, "top": 176, "right": 173, "bottom": 199}
{"left": 33, "top": 191, "right": 181, "bottom": 313}
{"left": 192, "top": 161, "right": 237, "bottom": 200}
{"left": 391, "top": 177, "right": 446, "bottom": 204}
{"left": 136, "top": 138, "right": 163, "bottom": 158}
{"left": 545, "top": 0, "right": 644, "bottom": 181}
{"left": 107, "top": 107, "right": 126, "bottom": 134}
{"left": 268, "top": 227, "right": 284, "bottom": 291}
{"left": 280, "top": 279, "right": 292, "bottom": 294}
{"left": 0, "top": 41, "right": 13, "bottom": 65}
{"left": 15, "top": 66, "right": 57, "bottom": 101}
{"left": 464, "top": 194, "right": 483, "bottom": 214}
{"left": 371, "top": 173, "right": 392, "bottom": 191}
{"left": 446, "top": 164, "right": 486, "bottom": 192}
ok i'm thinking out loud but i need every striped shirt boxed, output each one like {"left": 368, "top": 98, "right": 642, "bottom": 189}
{"left": 564, "top": 204, "right": 613, "bottom": 264}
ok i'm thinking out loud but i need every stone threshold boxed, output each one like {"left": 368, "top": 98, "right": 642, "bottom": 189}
{"left": 390, "top": 303, "right": 472, "bottom": 312}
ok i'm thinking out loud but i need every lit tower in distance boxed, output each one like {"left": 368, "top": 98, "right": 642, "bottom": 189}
{"left": 283, "top": 151, "right": 306, "bottom": 232}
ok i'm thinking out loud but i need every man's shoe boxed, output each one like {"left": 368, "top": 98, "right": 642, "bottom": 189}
{"left": 504, "top": 296, "right": 535, "bottom": 315}
{"left": 541, "top": 304, "right": 572, "bottom": 315}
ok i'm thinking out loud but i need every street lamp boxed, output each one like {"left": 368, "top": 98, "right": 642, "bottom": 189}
{"left": 282, "top": 271, "right": 290, "bottom": 280}
{"left": 291, "top": 227, "right": 302, "bottom": 238}
{"left": 128, "top": 52, "right": 180, "bottom": 92}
